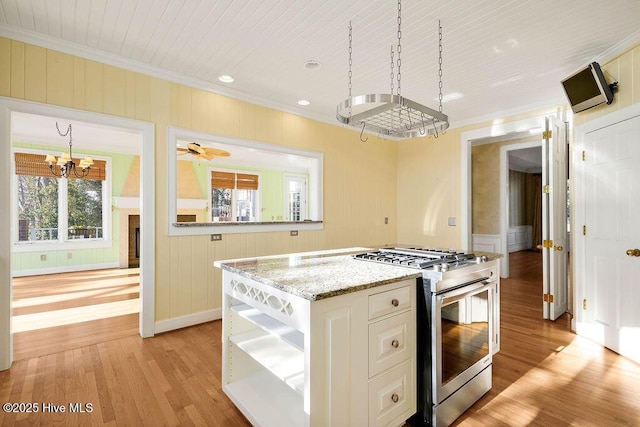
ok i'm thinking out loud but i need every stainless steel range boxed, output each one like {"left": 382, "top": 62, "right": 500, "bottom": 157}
{"left": 354, "top": 248, "right": 499, "bottom": 427}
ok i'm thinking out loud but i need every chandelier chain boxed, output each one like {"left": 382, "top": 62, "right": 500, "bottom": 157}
{"left": 56, "top": 122, "right": 73, "bottom": 155}
{"left": 396, "top": 0, "right": 402, "bottom": 97}
{"left": 438, "top": 20, "right": 443, "bottom": 113}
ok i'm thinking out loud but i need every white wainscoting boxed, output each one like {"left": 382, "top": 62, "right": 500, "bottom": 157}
{"left": 472, "top": 234, "right": 501, "bottom": 253}
{"left": 507, "top": 225, "right": 532, "bottom": 253}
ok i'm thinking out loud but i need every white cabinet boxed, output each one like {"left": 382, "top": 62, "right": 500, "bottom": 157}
{"left": 367, "top": 286, "right": 416, "bottom": 427}
{"left": 221, "top": 271, "right": 416, "bottom": 427}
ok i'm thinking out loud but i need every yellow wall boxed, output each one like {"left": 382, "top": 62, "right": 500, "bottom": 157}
{"left": 0, "top": 37, "right": 398, "bottom": 322}
{"left": 471, "top": 135, "right": 537, "bottom": 235}
{"left": 396, "top": 43, "right": 640, "bottom": 252}
{"left": 396, "top": 129, "right": 463, "bottom": 247}
{"left": 396, "top": 110, "right": 563, "bottom": 248}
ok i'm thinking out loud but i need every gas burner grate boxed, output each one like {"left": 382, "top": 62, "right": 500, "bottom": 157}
{"left": 353, "top": 248, "right": 478, "bottom": 270}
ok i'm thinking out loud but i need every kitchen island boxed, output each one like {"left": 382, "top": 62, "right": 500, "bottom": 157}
{"left": 215, "top": 248, "right": 422, "bottom": 427}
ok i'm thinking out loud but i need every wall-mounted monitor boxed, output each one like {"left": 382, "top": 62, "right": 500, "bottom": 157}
{"left": 561, "top": 62, "right": 614, "bottom": 113}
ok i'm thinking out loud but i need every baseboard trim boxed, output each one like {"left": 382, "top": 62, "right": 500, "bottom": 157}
{"left": 12, "top": 262, "right": 120, "bottom": 277}
{"left": 154, "top": 309, "right": 222, "bottom": 334}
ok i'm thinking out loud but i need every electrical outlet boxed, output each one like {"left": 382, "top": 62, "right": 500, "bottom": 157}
{"left": 211, "top": 234, "right": 222, "bottom": 241}
{"left": 67, "top": 252, "right": 73, "bottom": 259}
{"left": 40, "top": 254, "right": 46, "bottom": 261}
{"left": 448, "top": 217, "right": 457, "bottom": 226}
{"left": 384, "top": 217, "right": 389, "bottom": 224}
{"left": 290, "top": 230, "right": 298, "bottom": 236}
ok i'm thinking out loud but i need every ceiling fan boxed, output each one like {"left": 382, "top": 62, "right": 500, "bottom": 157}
{"left": 177, "top": 142, "right": 231, "bottom": 161}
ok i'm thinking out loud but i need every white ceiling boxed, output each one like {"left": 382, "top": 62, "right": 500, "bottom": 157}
{"left": 2, "top": 0, "right": 640, "bottom": 133}
{"left": 509, "top": 146, "right": 542, "bottom": 173}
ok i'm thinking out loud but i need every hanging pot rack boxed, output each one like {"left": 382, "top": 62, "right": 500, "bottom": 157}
{"left": 336, "top": 0, "right": 449, "bottom": 140}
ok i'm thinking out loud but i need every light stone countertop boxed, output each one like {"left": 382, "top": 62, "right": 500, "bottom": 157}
{"left": 215, "top": 247, "right": 421, "bottom": 301}
{"left": 215, "top": 247, "right": 502, "bottom": 302}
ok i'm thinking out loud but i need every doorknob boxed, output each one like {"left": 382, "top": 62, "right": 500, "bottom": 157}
{"left": 554, "top": 245, "right": 563, "bottom": 252}
{"left": 626, "top": 249, "right": 640, "bottom": 257}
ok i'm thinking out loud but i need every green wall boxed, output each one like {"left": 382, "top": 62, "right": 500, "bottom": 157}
{"left": 189, "top": 161, "right": 307, "bottom": 221}
{"left": 11, "top": 142, "right": 136, "bottom": 274}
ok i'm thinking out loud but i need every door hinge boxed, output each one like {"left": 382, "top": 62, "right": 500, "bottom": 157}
{"left": 583, "top": 299, "right": 587, "bottom": 310}
{"left": 542, "top": 239, "right": 553, "bottom": 248}
{"left": 543, "top": 293, "right": 555, "bottom": 303}
{"left": 542, "top": 130, "right": 552, "bottom": 139}
{"left": 583, "top": 225, "right": 587, "bottom": 236}
{"left": 582, "top": 150, "right": 586, "bottom": 161}
{"left": 543, "top": 185, "right": 551, "bottom": 194}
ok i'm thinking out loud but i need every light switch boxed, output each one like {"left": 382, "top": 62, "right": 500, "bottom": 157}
{"left": 448, "top": 217, "right": 456, "bottom": 226}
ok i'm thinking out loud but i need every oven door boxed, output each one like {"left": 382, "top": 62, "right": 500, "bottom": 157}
{"left": 432, "top": 278, "right": 495, "bottom": 404}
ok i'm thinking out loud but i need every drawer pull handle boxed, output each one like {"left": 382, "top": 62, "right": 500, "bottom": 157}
{"left": 391, "top": 298, "right": 399, "bottom": 307}
{"left": 391, "top": 339, "right": 400, "bottom": 348}
{"left": 391, "top": 393, "right": 399, "bottom": 403}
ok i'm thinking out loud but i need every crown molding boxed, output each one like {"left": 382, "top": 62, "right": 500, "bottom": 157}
{"left": 0, "top": 26, "right": 334, "bottom": 127}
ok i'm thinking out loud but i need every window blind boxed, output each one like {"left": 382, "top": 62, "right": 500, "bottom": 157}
{"left": 14, "top": 152, "right": 106, "bottom": 181}
{"left": 211, "top": 171, "right": 258, "bottom": 190}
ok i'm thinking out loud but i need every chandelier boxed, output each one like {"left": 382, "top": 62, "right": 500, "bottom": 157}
{"left": 44, "top": 122, "right": 94, "bottom": 178}
{"left": 336, "top": 0, "right": 449, "bottom": 140}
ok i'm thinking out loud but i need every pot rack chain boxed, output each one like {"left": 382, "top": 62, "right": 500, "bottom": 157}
{"left": 348, "top": 21, "right": 353, "bottom": 120}
{"left": 335, "top": 0, "right": 450, "bottom": 139}
{"left": 438, "top": 20, "right": 443, "bottom": 114}
{"left": 396, "top": 0, "right": 402, "bottom": 98}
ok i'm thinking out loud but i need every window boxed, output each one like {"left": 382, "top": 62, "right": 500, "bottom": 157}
{"left": 211, "top": 170, "right": 260, "bottom": 222}
{"left": 168, "top": 127, "right": 323, "bottom": 236}
{"left": 17, "top": 175, "right": 59, "bottom": 241}
{"left": 68, "top": 179, "right": 103, "bottom": 239}
{"left": 13, "top": 151, "right": 109, "bottom": 245}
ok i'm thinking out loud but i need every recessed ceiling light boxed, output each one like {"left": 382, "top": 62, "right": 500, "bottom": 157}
{"left": 219, "top": 75, "right": 234, "bottom": 83}
{"left": 298, "top": 99, "right": 310, "bottom": 106}
{"left": 304, "top": 60, "right": 321, "bottom": 71}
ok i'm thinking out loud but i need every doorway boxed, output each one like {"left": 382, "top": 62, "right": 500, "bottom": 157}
{"left": 461, "top": 113, "right": 570, "bottom": 321}
{"left": 0, "top": 98, "right": 156, "bottom": 371}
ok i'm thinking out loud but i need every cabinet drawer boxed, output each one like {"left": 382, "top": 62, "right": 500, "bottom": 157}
{"left": 368, "top": 285, "right": 412, "bottom": 320}
{"left": 368, "top": 311, "right": 412, "bottom": 377}
{"left": 368, "top": 360, "right": 415, "bottom": 427}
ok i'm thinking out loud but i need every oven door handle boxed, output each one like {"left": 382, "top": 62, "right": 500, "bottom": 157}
{"left": 439, "top": 278, "right": 495, "bottom": 305}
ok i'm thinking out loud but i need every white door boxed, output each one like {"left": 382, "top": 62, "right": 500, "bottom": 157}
{"left": 581, "top": 114, "right": 640, "bottom": 363}
{"left": 284, "top": 175, "right": 307, "bottom": 221}
{"left": 542, "top": 116, "right": 568, "bottom": 320}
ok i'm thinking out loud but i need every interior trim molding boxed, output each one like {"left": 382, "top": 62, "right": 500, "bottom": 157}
{"left": 154, "top": 309, "right": 222, "bottom": 334}
{"left": 12, "top": 262, "right": 120, "bottom": 278}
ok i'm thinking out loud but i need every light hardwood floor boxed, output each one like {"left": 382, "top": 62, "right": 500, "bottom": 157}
{"left": 11, "top": 268, "right": 140, "bottom": 361}
{"left": 2, "top": 252, "right": 639, "bottom": 426}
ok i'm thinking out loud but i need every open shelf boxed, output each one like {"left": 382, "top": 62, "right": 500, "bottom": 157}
{"left": 224, "top": 370, "right": 304, "bottom": 427}
{"left": 231, "top": 303, "right": 304, "bottom": 350}
{"left": 229, "top": 329, "right": 305, "bottom": 394}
